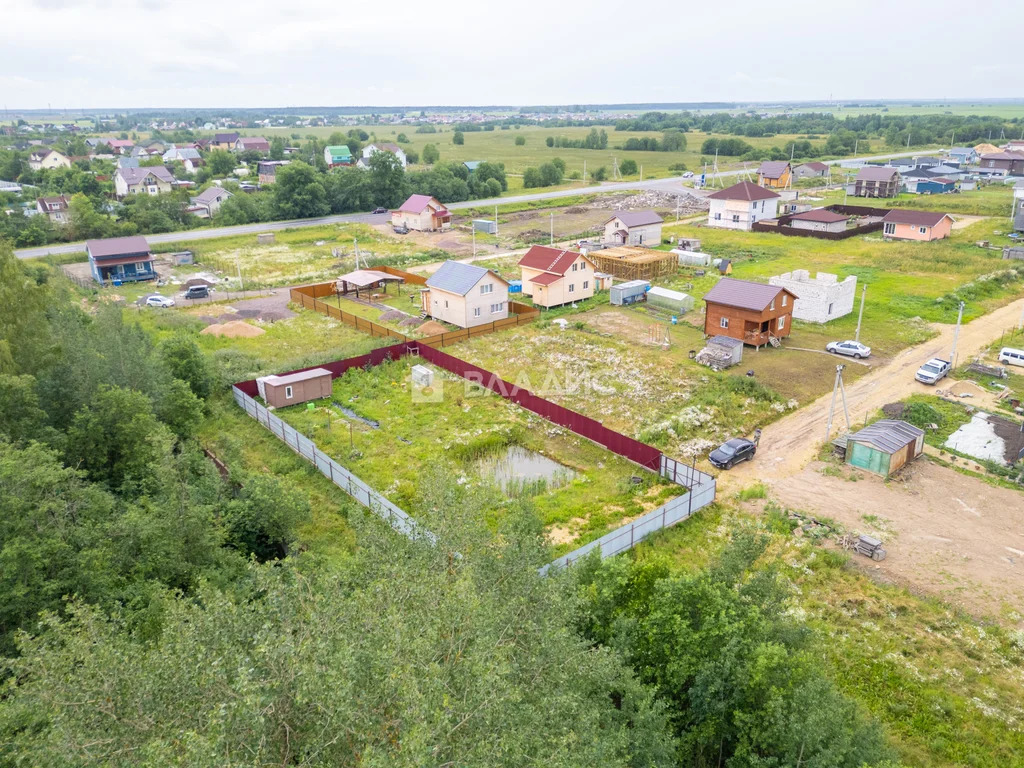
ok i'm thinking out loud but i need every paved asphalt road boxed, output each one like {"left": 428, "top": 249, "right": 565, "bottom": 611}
{"left": 14, "top": 149, "right": 925, "bottom": 261}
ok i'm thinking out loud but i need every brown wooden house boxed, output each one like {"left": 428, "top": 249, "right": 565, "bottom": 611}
{"left": 256, "top": 367, "right": 333, "bottom": 408}
{"left": 702, "top": 278, "right": 798, "bottom": 348}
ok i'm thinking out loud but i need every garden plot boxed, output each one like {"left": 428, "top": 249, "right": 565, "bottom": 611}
{"left": 275, "top": 357, "right": 678, "bottom": 550}
{"left": 454, "top": 316, "right": 795, "bottom": 461}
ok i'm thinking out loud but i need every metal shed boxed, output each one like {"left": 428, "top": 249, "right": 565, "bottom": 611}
{"left": 695, "top": 335, "right": 744, "bottom": 369}
{"left": 257, "top": 368, "right": 333, "bottom": 408}
{"left": 845, "top": 420, "right": 924, "bottom": 477}
{"left": 472, "top": 219, "right": 497, "bottom": 234}
{"left": 646, "top": 286, "right": 694, "bottom": 313}
{"left": 609, "top": 280, "right": 650, "bottom": 306}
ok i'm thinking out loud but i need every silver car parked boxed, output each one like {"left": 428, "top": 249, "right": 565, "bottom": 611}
{"left": 826, "top": 340, "right": 871, "bottom": 359}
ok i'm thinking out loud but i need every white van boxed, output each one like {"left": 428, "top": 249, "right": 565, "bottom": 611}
{"left": 998, "top": 347, "right": 1024, "bottom": 368}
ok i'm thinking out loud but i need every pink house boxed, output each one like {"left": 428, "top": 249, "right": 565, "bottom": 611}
{"left": 881, "top": 210, "right": 954, "bottom": 241}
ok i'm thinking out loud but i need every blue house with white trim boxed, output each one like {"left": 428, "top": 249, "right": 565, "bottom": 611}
{"left": 86, "top": 235, "right": 156, "bottom": 284}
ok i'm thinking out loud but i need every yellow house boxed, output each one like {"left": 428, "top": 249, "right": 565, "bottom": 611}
{"left": 757, "top": 160, "right": 791, "bottom": 189}
{"left": 422, "top": 261, "right": 509, "bottom": 328}
{"left": 518, "top": 245, "right": 597, "bottom": 308}
{"left": 28, "top": 149, "right": 72, "bottom": 171}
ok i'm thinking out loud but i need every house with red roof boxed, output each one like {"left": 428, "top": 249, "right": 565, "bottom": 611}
{"left": 517, "top": 245, "right": 597, "bottom": 308}
{"left": 391, "top": 194, "right": 451, "bottom": 231}
{"left": 235, "top": 136, "right": 271, "bottom": 154}
{"left": 706, "top": 181, "right": 781, "bottom": 231}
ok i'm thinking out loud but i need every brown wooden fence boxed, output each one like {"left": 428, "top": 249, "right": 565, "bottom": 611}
{"left": 289, "top": 282, "right": 540, "bottom": 347}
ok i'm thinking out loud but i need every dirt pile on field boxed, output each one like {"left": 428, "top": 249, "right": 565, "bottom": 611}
{"left": 417, "top": 320, "right": 448, "bottom": 336}
{"left": 200, "top": 320, "right": 265, "bottom": 338}
{"left": 591, "top": 189, "right": 709, "bottom": 213}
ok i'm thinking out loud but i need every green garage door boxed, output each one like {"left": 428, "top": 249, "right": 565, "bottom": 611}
{"left": 848, "top": 441, "right": 889, "bottom": 476}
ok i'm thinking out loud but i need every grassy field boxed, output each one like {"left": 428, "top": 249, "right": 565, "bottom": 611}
{"left": 821, "top": 183, "right": 1016, "bottom": 218}
{"left": 661, "top": 217, "right": 1024, "bottom": 356}
{"left": 273, "top": 356, "right": 678, "bottom": 548}
{"left": 260, "top": 124, "right": 908, "bottom": 180}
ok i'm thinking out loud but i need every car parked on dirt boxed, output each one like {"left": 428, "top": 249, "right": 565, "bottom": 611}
{"left": 183, "top": 285, "right": 209, "bottom": 300}
{"left": 393, "top": 225, "right": 409, "bottom": 234}
{"left": 708, "top": 438, "right": 756, "bottom": 469}
{"left": 826, "top": 340, "right": 871, "bottom": 359}
{"left": 915, "top": 358, "right": 951, "bottom": 385}
{"left": 145, "top": 295, "right": 174, "bottom": 308}
{"left": 372, "top": 207, "right": 388, "bottom": 214}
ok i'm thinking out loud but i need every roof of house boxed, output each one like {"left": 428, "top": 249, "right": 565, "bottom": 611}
{"left": 881, "top": 209, "right": 953, "bottom": 227}
{"left": 238, "top": 136, "right": 270, "bottom": 148}
{"left": 605, "top": 210, "right": 664, "bottom": 228}
{"left": 929, "top": 178, "right": 955, "bottom": 185}
{"left": 166, "top": 147, "right": 201, "bottom": 160}
{"left": 370, "top": 143, "right": 403, "bottom": 154}
{"left": 848, "top": 419, "right": 923, "bottom": 454}
{"left": 707, "top": 181, "right": 780, "bottom": 202}
{"left": 702, "top": 277, "right": 793, "bottom": 311}
{"left": 214, "top": 132, "right": 239, "bottom": 143}
{"left": 797, "top": 161, "right": 829, "bottom": 172}
{"left": 982, "top": 152, "right": 1024, "bottom": 161}
{"left": 789, "top": 208, "right": 848, "bottom": 223}
{"left": 758, "top": 160, "right": 791, "bottom": 178}
{"left": 37, "top": 195, "right": 69, "bottom": 210}
{"left": 325, "top": 144, "right": 352, "bottom": 158}
{"left": 463, "top": 161, "right": 482, "bottom": 170}
{"left": 258, "top": 368, "right": 333, "bottom": 387}
{"left": 107, "top": 139, "right": 134, "bottom": 148}
{"left": 395, "top": 194, "right": 441, "bottom": 214}
{"left": 518, "top": 245, "right": 589, "bottom": 275}
{"left": 117, "top": 166, "right": 174, "bottom": 185}
{"left": 86, "top": 235, "right": 150, "bottom": 259}
{"left": 856, "top": 166, "right": 901, "bottom": 181}
{"left": 902, "top": 168, "right": 940, "bottom": 179}
{"left": 949, "top": 147, "right": 975, "bottom": 155}
{"left": 192, "top": 186, "right": 232, "bottom": 205}
{"left": 337, "top": 269, "right": 401, "bottom": 288}
{"left": 426, "top": 261, "right": 506, "bottom": 295}
{"left": 527, "top": 271, "right": 562, "bottom": 286}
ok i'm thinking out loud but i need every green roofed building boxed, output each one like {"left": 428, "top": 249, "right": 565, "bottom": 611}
{"left": 324, "top": 145, "right": 353, "bottom": 168}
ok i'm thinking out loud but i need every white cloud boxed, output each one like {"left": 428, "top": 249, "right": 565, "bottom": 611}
{"left": 0, "top": 0, "right": 1017, "bottom": 108}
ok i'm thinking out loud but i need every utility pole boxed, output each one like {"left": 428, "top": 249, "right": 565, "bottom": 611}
{"left": 824, "top": 364, "right": 851, "bottom": 443}
{"left": 854, "top": 284, "right": 867, "bottom": 343}
{"left": 675, "top": 196, "right": 680, "bottom": 222}
{"left": 236, "top": 252, "right": 244, "bottom": 294}
{"left": 950, "top": 300, "right": 965, "bottom": 367}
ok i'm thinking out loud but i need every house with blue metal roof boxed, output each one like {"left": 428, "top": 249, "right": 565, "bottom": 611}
{"left": 422, "top": 260, "right": 510, "bottom": 328}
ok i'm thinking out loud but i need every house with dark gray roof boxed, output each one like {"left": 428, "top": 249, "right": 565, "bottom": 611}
{"left": 702, "top": 277, "right": 798, "bottom": 348}
{"left": 422, "top": 261, "right": 510, "bottom": 328}
{"left": 603, "top": 210, "right": 664, "bottom": 245}
{"left": 757, "top": 160, "right": 791, "bottom": 188}
{"left": 845, "top": 420, "right": 923, "bottom": 476}
{"left": 114, "top": 165, "right": 174, "bottom": 198}
{"left": 189, "top": 186, "right": 233, "bottom": 218}
{"left": 86, "top": 236, "right": 156, "bottom": 284}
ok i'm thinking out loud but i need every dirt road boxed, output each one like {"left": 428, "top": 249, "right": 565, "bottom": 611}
{"left": 724, "top": 295, "right": 1024, "bottom": 489}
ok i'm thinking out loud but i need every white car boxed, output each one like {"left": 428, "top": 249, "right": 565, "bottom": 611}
{"left": 826, "top": 340, "right": 871, "bottom": 359}
{"left": 682, "top": 171, "right": 695, "bottom": 178}
{"left": 145, "top": 295, "right": 175, "bottom": 308}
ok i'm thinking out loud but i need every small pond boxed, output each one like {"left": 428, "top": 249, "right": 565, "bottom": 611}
{"left": 477, "top": 445, "right": 577, "bottom": 496}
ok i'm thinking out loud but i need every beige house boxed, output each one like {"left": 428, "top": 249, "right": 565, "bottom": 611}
{"left": 392, "top": 194, "right": 452, "bottom": 231}
{"left": 256, "top": 368, "right": 333, "bottom": 408}
{"left": 603, "top": 210, "right": 663, "bottom": 245}
{"left": 114, "top": 166, "right": 174, "bottom": 198}
{"left": 28, "top": 149, "right": 72, "bottom": 171}
{"left": 422, "top": 261, "right": 509, "bottom": 328}
{"left": 518, "top": 245, "right": 597, "bottom": 308}
{"left": 36, "top": 195, "right": 71, "bottom": 223}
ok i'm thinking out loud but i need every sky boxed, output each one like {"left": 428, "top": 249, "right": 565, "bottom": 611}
{"left": 1, "top": 0, "right": 1017, "bottom": 110}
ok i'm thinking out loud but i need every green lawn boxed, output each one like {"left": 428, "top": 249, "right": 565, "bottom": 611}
{"left": 821, "top": 183, "right": 1016, "bottom": 217}
{"left": 274, "top": 356, "right": 677, "bottom": 549}
{"left": 662, "top": 217, "right": 1024, "bottom": 358}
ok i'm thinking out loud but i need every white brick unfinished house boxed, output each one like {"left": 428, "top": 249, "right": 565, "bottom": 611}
{"left": 768, "top": 270, "right": 856, "bottom": 323}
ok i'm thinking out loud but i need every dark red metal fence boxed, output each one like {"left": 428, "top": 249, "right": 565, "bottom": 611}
{"left": 234, "top": 340, "right": 663, "bottom": 472}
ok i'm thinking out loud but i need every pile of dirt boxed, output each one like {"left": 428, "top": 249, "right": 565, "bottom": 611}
{"left": 378, "top": 309, "right": 406, "bottom": 322}
{"left": 564, "top": 206, "right": 588, "bottom": 214}
{"left": 399, "top": 317, "right": 421, "bottom": 327}
{"left": 200, "top": 320, "right": 265, "bottom": 338}
{"left": 417, "top": 320, "right": 448, "bottom": 336}
{"left": 591, "top": 190, "right": 707, "bottom": 211}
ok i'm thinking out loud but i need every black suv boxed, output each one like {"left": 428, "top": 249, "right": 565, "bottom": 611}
{"left": 708, "top": 438, "right": 756, "bottom": 470}
{"left": 184, "top": 285, "right": 209, "bottom": 300}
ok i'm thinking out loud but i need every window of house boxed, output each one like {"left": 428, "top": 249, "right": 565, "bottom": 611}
{"left": 828, "top": 302, "right": 833, "bottom": 315}
{"left": 444, "top": 300, "right": 448, "bottom": 308}
{"left": 569, "top": 284, "right": 575, "bottom": 293}
{"left": 473, "top": 307, "right": 481, "bottom": 318}
{"left": 782, "top": 294, "right": 788, "bottom": 307}
{"left": 284, "top": 386, "right": 293, "bottom": 399}
{"left": 883, "top": 222, "right": 895, "bottom": 235}
{"left": 579, "top": 261, "right": 586, "bottom": 270}
{"left": 777, "top": 316, "right": 786, "bottom": 330}
{"left": 770, "top": 299, "right": 775, "bottom": 311}
{"left": 491, "top": 302, "right": 503, "bottom": 313}
{"left": 480, "top": 284, "right": 493, "bottom": 295}
{"left": 720, "top": 317, "right": 729, "bottom": 329}
{"left": 919, "top": 226, "right": 927, "bottom": 234}
{"left": 714, "top": 212, "right": 721, "bottom": 220}
{"left": 572, "top": 263, "right": 577, "bottom": 272}
{"left": 583, "top": 280, "right": 589, "bottom": 290}
{"left": 732, "top": 214, "right": 739, "bottom": 223}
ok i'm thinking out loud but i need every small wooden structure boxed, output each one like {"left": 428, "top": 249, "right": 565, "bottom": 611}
{"left": 257, "top": 368, "right": 332, "bottom": 408}
{"left": 336, "top": 269, "right": 404, "bottom": 297}
{"left": 695, "top": 335, "right": 744, "bottom": 369}
{"left": 845, "top": 420, "right": 924, "bottom": 477}
{"left": 587, "top": 246, "right": 676, "bottom": 282}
